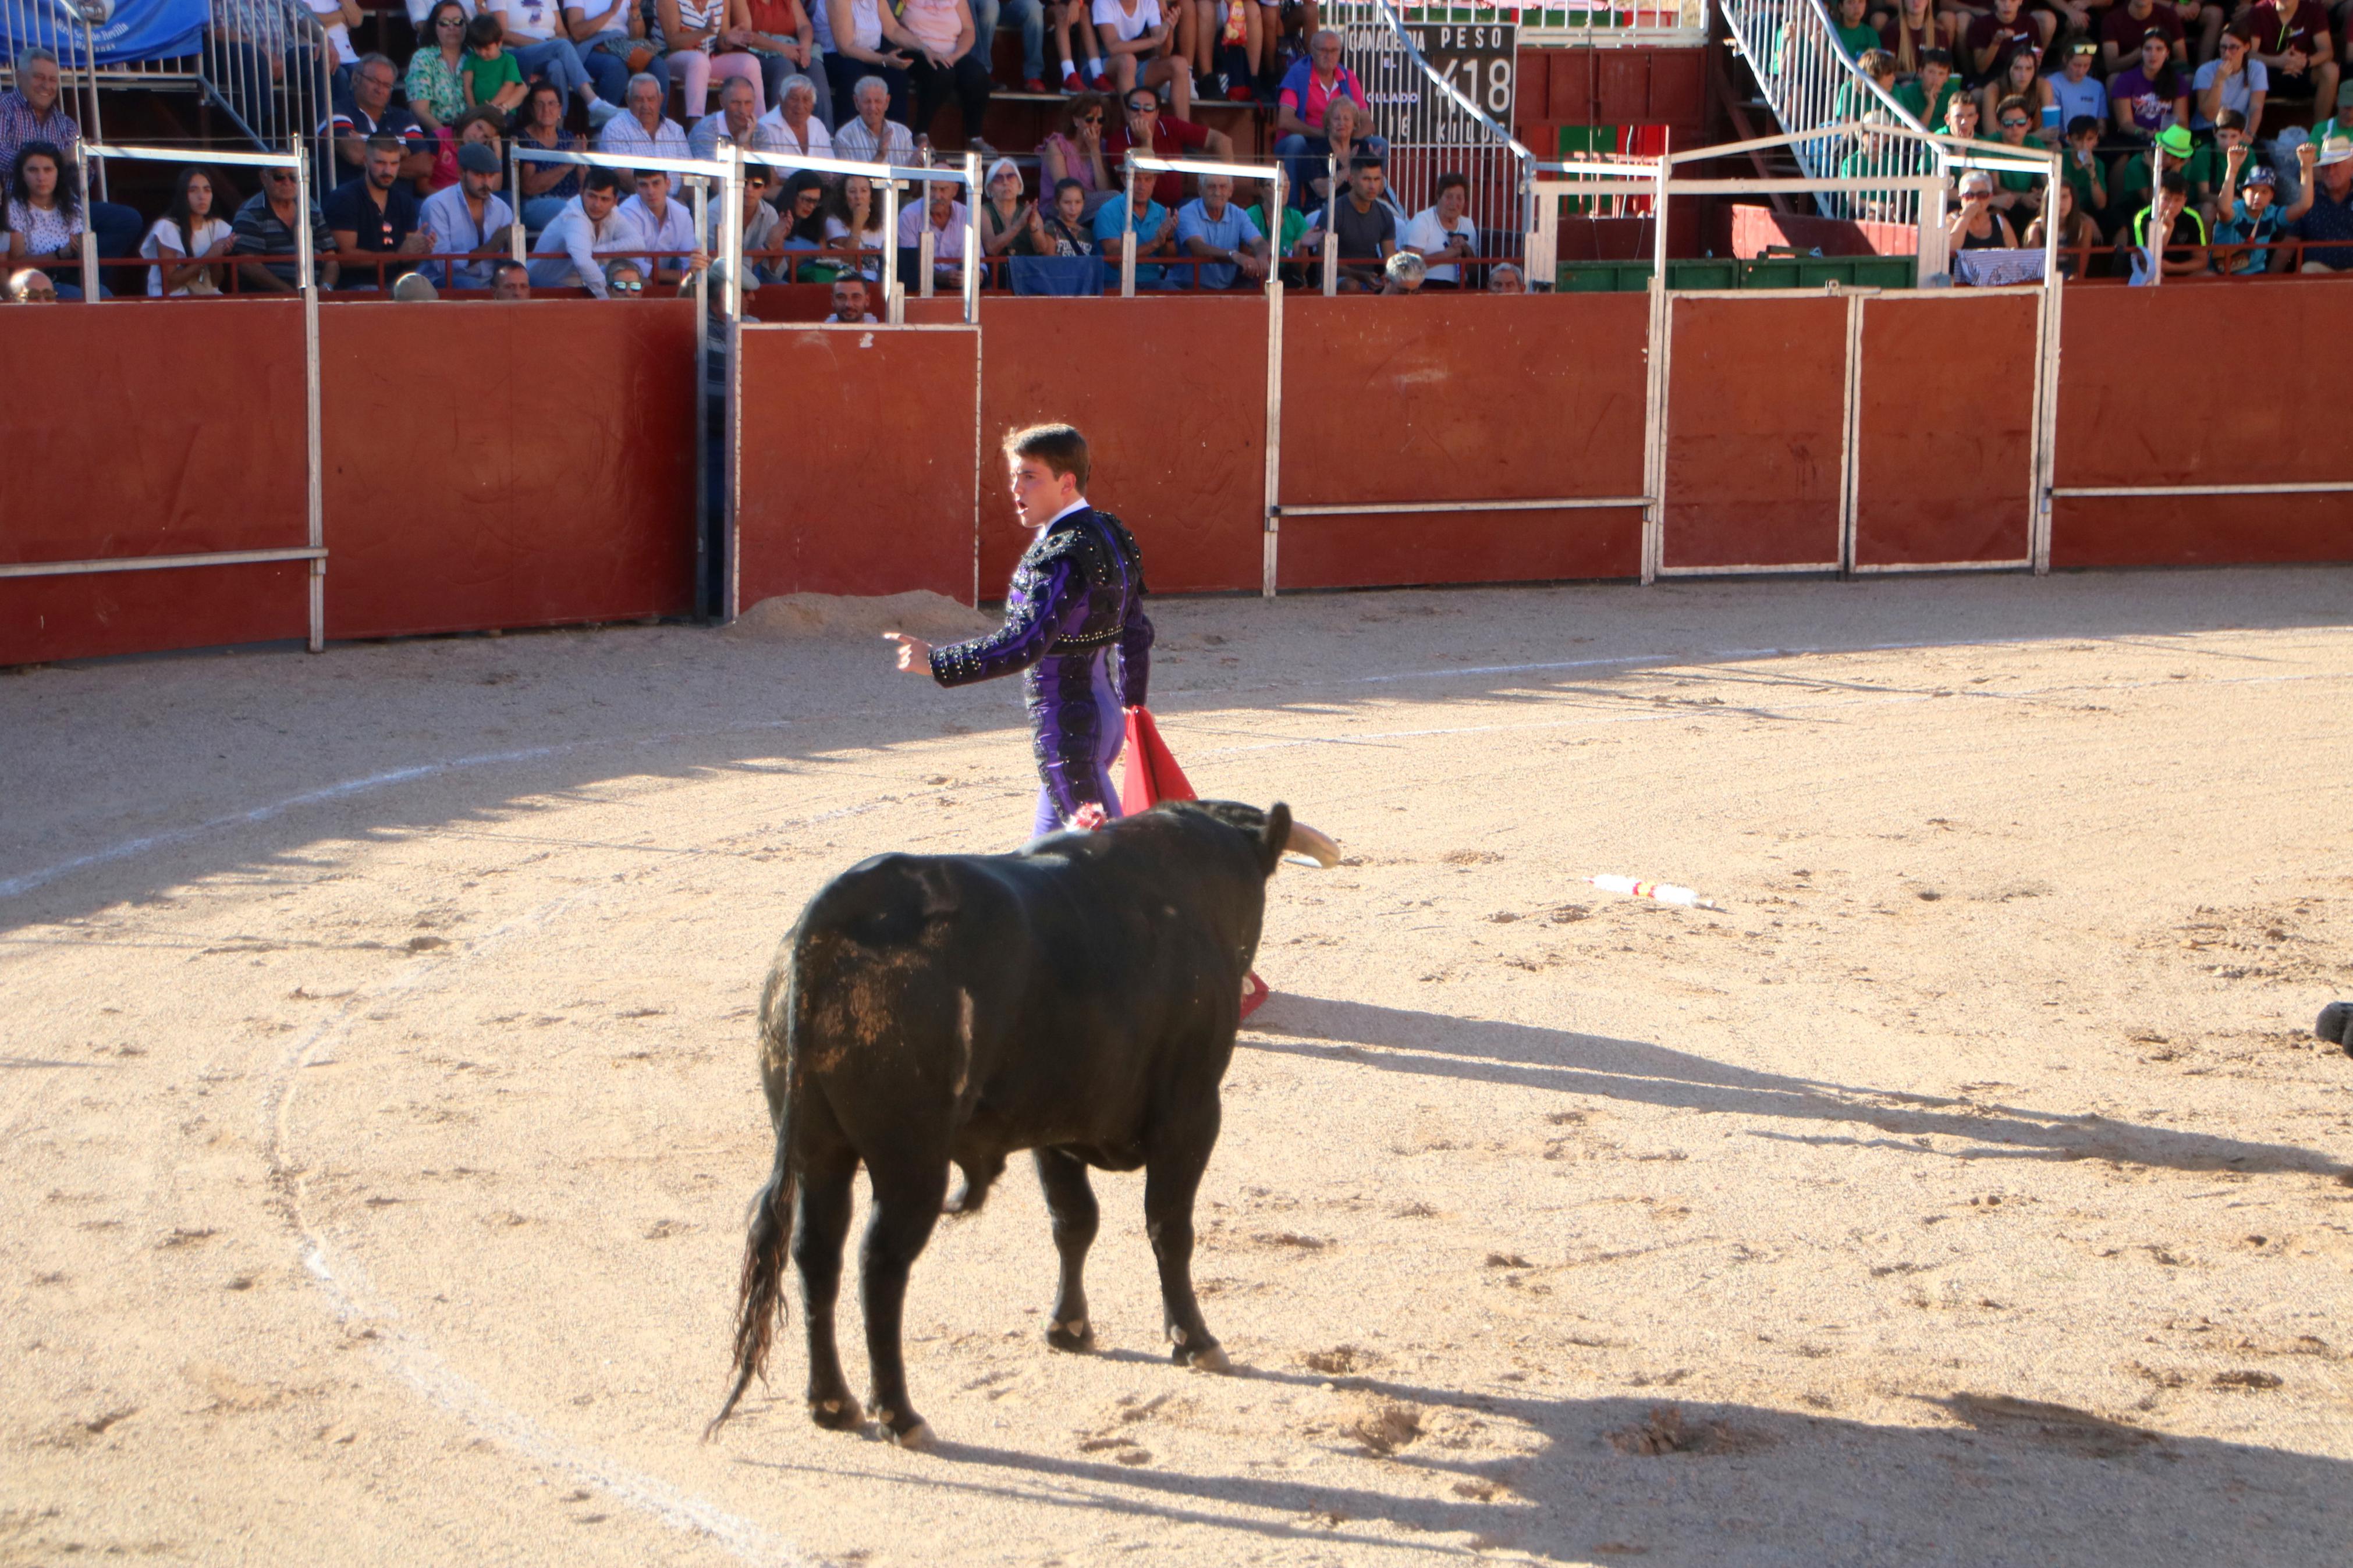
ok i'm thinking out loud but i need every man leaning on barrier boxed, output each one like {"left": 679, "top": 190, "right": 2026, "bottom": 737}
{"left": 527, "top": 165, "right": 634, "bottom": 294}
{"left": 421, "top": 143, "right": 518, "bottom": 289}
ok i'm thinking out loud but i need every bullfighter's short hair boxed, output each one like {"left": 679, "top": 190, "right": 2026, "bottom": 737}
{"left": 1002, "top": 423, "right": 1091, "bottom": 492}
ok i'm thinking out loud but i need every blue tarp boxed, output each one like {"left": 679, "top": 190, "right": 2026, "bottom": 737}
{"left": 3, "top": 0, "right": 211, "bottom": 67}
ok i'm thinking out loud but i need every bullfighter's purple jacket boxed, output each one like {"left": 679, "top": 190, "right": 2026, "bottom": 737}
{"left": 928, "top": 506, "right": 1155, "bottom": 830}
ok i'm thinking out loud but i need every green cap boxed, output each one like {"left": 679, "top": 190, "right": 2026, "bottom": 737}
{"left": 2154, "top": 124, "right": 2194, "bottom": 158}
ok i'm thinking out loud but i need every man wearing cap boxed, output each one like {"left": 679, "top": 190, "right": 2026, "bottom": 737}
{"left": 2213, "top": 147, "right": 2284, "bottom": 271}
{"left": 420, "top": 141, "right": 517, "bottom": 289}
{"left": 326, "top": 134, "right": 434, "bottom": 290}
{"left": 2279, "top": 133, "right": 2353, "bottom": 267}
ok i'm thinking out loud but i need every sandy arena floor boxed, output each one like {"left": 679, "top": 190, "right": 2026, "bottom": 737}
{"left": 4, "top": 569, "right": 2351, "bottom": 1568}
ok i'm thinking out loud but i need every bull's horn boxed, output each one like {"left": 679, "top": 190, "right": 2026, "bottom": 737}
{"left": 1284, "top": 821, "right": 1341, "bottom": 868}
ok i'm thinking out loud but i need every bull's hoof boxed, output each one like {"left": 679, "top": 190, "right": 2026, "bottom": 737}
{"left": 809, "top": 1395, "right": 865, "bottom": 1432}
{"left": 1045, "top": 1318, "right": 1096, "bottom": 1354}
{"left": 874, "top": 1409, "right": 933, "bottom": 1449}
{"left": 1172, "top": 1342, "right": 1231, "bottom": 1373}
{"left": 2317, "top": 1001, "right": 2352, "bottom": 1052}
{"left": 943, "top": 1179, "right": 991, "bottom": 1217}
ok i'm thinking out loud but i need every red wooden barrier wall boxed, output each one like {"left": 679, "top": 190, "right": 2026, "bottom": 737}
{"left": 320, "top": 301, "right": 698, "bottom": 638}
{"left": 1, "top": 300, "right": 310, "bottom": 666}
{"left": 1852, "top": 294, "right": 2037, "bottom": 568}
{"left": 1275, "top": 293, "right": 1649, "bottom": 588}
{"left": 978, "top": 296, "right": 1268, "bottom": 597}
{"left": 1663, "top": 296, "right": 1846, "bottom": 571}
{"left": 735, "top": 324, "right": 980, "bottom": 604}
{"left": 2052, "top": 283, "right": 2353, "bottom": 568}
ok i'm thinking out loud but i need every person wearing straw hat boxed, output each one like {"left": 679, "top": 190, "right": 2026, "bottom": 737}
{"left": 2279, "top": 131, "right": 2353, "bottom": 267}
{"left": 885, "top": 422, "right": 1154, "bottom": 841}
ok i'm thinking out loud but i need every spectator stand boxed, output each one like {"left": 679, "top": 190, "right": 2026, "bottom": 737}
{"left": 1116, "top": 151, "right": 1286, "bottom": 595}
{"left": 715, "top": 148, "right": 985, "bottom": 615}
{"left": 0, "top": 138, "right": 326, "bottom": 649}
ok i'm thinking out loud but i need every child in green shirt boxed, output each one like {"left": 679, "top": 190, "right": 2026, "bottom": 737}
{"left": 462, "top": 15, "right": 527, "bottom": 116}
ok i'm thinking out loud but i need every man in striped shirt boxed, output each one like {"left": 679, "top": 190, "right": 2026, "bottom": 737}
{"left": 597, "top": 72, "right": 692, "bottom": 167}
{"left": 835, "top": 76, "right": 917, "bottom": 165}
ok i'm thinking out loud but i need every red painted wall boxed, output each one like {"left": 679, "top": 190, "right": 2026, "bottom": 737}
{"left": 1852, "top": 294, "right": 2038, "bottom": 567}
{"left": 1663, "top": 296, "right": 1847, "bottom": 570}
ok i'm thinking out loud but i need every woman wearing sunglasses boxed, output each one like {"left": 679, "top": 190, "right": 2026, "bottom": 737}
{"left": 1040, "top": 93, "right": 1117, "bottom": 222}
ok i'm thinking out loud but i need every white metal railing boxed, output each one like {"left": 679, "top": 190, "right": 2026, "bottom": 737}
{"left": 1380, "top": 1, "right": 1707, "bottom": 48}
{"left": 1722, "top": 0, "right": 1936, "bottom": 226}
{"left": 1323, "top": 0, "right": 1536, "bottom": 260}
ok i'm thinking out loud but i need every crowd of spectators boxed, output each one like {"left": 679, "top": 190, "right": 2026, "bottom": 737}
{"left": 1834, "top": 0, "right": 2353, "bottom": 274}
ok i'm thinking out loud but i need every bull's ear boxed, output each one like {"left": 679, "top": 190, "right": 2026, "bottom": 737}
{"left": 1257, "top": 802, "right": 1293, "bottom": 879}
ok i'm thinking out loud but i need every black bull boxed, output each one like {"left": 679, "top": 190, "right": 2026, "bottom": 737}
{"left": 708, "top": 801, "right": 1340, "bottom": 1446}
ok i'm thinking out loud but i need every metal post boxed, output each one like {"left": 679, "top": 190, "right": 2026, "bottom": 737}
{"left": 719, "top": 147, "right": 743, "bottom": 622}
{"left": 1320, "top": 153, "right": 1337, "bottom": 296}
{"left": 79, "top": 11, "right": 108, "bottom": 204}
{"left": 1119, "top": 157, "right": 1137, "bottom": 298}
{"left": 1262, "top": 166, "right": 1284, "bottom": 600}
{"left": 2143, "top": 142, "right": 2163, "bottom": 285}
{"left": 1641, "top": 148, "right": 1671, "bottom": 584}
{"left": 1836, "top": 289, "right": 1865, "bottom": 575}
{"left": 961, "top": 150, "right": 981, "bottom": 323}
{"left": 882, "top": 174, "right": 902, "bottom": 322}
{"left": 508, "top": 140, "right": 526, "bottom": 263}
{"left": 296, "top": 152, "right": 324, "bottom": 653}
{"left": 2032, "top": 147, "right": 2064, "bottom": 575}
{"left": 74, "top": 144, "right": 97, "bottom": 300}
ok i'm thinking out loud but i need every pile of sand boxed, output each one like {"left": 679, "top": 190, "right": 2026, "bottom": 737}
{"left": 725, "top": 591, "right": 995, "bottom": 643}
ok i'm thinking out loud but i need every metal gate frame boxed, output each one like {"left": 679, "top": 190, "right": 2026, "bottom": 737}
{"left": 0, "top": 141, "right": 326, "bottom": 649}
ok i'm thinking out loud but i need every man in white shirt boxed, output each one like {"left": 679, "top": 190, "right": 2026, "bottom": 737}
{"left": 617, "top": 167, "right": 707, "bottom": 285}
{"left": 835, "top": 75, "right": 917, "bottom": 165}
{"left": 896, "top": 178, "right": 968, "bottom": 284}
{"left": 527, "top": 166, "right": 633, "bottom": 294}
{"left": 598, "top": 72, "right": 692, "bottom": 170}
{"left": 420, "top": 142, "right": 517, "bottom": 288}
{"left": 496, "top": 0, "right": 619, "bottom": 126}
{"left": 690, "top": 76, "right": 786, "bottom": 161}
{"left": 1400, "top": 170, "right": 1477, "bottom": 287}
{"left": 757, "top": 73, "right": 836, "bottom": 161}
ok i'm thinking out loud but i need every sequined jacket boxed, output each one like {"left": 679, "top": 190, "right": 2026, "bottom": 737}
{"left": 929, "top": 505, "right": 1154, "bottom": 711}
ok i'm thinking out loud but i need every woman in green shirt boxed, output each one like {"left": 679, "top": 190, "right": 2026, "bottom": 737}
{"left": 405, "top": 0, "right": 471, "bottom": 131}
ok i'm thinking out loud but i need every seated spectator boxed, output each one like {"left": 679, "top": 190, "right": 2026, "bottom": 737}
{"left": 1401, "top": 170, "right": 1475, "bottom": 288}
{"left": 598, "top": 72, "right": 691, "bottom": 165}
{"left": 1092, "top": 172, "right": 1176, "bottom": 284}
{"left": 727, "top": 162, "right": 786, "bottom": 277}
{"left": 978, "top": 157, "right": 1035, "bottom": 269}
{"left": 2057, "top": 113, "right": 2110, "bottom": 232}
{"left": 2279, "top": 134, "right": 2353, "bottom": 268}
{"left": 835, "top": 75, "right": 918, "bottom": 165}
{"left": 2046, "top": 39, "right": 2107, "bottom": 137}
{"left": 408, "top": 2, "right": 476, "bottom": 132}
{"left": 1176, "top": 171, "right": 1267, "bottom": 288}
{"left": 527, "top": 164, "right": 631, "bottom": 292}
{"left": 1106, "top": 86, "right": 1233, "bottom": 208}
{"left": 1243, "top": 184, "right": 1310, "bottom": 284}
{"left": 308, "top": 0, "right": 363, "bottom": 83}
{"left": 2246, "top": 0, "right": 2335, "bottom": 129}
{"left": 142, "top": 165, "right": 237, "bottom": 297}
{"left": 1041, "top": 94, "right": 1116, "bottom": 221}
{"left": 1273, "top": 29, "right": 1364, "bottom": 186}
{"left": 831, "top": 272, "right": 878, "bottom": 320}
{"left": 2128, "top": 170, "right": 2210, "bottom": 276}
{"left": 208, "top": 2, "right": 339, "bottom": 150}
{"left": 824, "top": 0, "right": 918, "bottom": 130}
{"left": 603, "top": 256, "right": 647, "bottom": 292}
{"left": 773, "top": 169, "right": 833, "bottom": 275}
{"left": 739, "top": 0, "right": 828, "bottom": 123}
{"left": 491, "top": 257, "right": 533, "bottom": 297}
{"left": 1094, "top": 0, "right": 1191, "bottom": 120}
{"left": 1835, "top": 48, "right": 1897, "bottom": 127}
{"left": 427, "top": 105, "right": 508, "bottom": 195}
{"left": 1322, "top": 154, "right": 1396, "bottom": 290}
{"left": 1949, "top": 169, "right": 2020, "bottom": 250}
{"left": 326, "top": 54, "right": 430, "bottom": 181}
{"left": 6, "top": 265, "right": 56, "bottom": 301}
{"left": 897, "top": 177, "right": 969, "bottom": 285}
{"left": 2099, "top": 0, "right": 2187, "bottom": 77}
{"left": 5, "top": 141, "right": 88, "bottom": 297}
{"left": 618, "top": 166, "right": 705, "bottom": 283}
{"left": 463, "top": 15, "right": 530, "bottom": 115}
{"left": 2111, "top": 122, "right": 2200, "bottom": 216}
{"left": 2110, "top": 31, "right": 2189, "bottom": 154}
{"left": 658, "top": 0, "right": 768, "bottom": 118}
{"left": 504, "top": 0, "right": 627, "bottom": 125}
{"left": 1294, "top": 95, "right": 1381, "bottom": 211}
{"left": 233, "top": 163, "right": 342, "bottom": 291}
{"left": 327, "top": 135, "right": 433, "bottom": 289}
{"left": 822, "top": 174, "right": 889, "bottom": 277}
{"left": 1877, "top": 0, "right": 1956, "bottom": 72}
{"left": 899, "top": 0, "right": 992, "bottom": 148}
{"left": 758, "top": 73, "right": 833, "bottom": 158}
{"left": 983, "top": 0, "right": 1048, "bottom": 96}
{"left": 1965, "top": 0, "right": 2050, "bottom": 90}
{"left": 2193, "top": 25, "right": 2269, "bottom": 131}
{"left": 1940, "top": 90, "right": 1985, "bottom": 148}
{"left": 692, "top": 74, "right": 785, "bottom": 158}
{"left": 1831, "top": 0, "right": 1880, "bottom": 60}
{"left": 421, "top": 141, "right": 517, "bottom": 287}
{"left": 1486, "top": 259, "right": 1525, "bottom": 293}
{"left": 1, "top": 48, "right": 144, "bottom": 280}
{"left": 2024, "top": 177, "right": 2102, "bottom": 276}
{"left": 2198, "top": 110, "right": 2255, "bottom": 216}
{"left": 1033, "top": 177, "right": 1097, "bottom": 253}
{"left": 1978, "top": 45, "right": 2052, "bottom": 131}
{"left": 1988, "top": 95, "right": 2048, "bottom": 220}
{"left": 2212, "top": 152, "right": 2283, "bottom": 272}
{"left": 1377, "top": 247, "right": 1424, "bottom": 294}
{"left": 514, "top": 81, "right": 586, "bottom": 232}
{"left": 1053, "top": 0, "right": 1107, "bottom": 94}
{"left": 560, "top": 0, "right": 641, "bottom": 108}
{"left": 1892, "top": 49, "right": 1957, "bottom": 127}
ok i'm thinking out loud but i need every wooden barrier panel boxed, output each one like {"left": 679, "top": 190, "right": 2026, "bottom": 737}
{"left": 978, "top": 296, "right": 1268, "bottom": 596}
{"left": 1663, "top": 296, "right": 1846, "bottom": 571}
{"left": 1852, "top": 294, "right": 2036, "bottom": 568}
{"left": 736, "top": 325, "right": 979, "bottom": 604}
{"left": 1, "top": 300, "right": 310, "bottom": 666}
{"left": 1275, "top": 293, "right": 1648, "bottom": 589}
{"left": 2053, "top": 283, "right": 2353, "bottom": 567}
{"left": 320, "top": 301, "right": 698, "bottom": 638}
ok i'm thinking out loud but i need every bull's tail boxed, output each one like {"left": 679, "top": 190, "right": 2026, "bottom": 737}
{"left": 705, "top": 945, "right": 810, "bottom": 1439}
